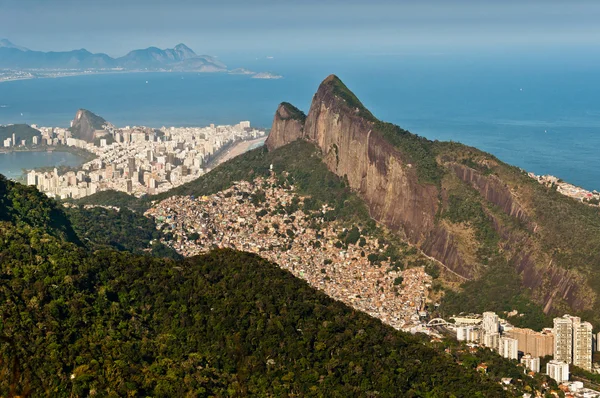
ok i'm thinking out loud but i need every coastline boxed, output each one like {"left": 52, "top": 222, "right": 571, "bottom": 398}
{"left": 206, "top": 136, "right": 266, "bottom": 169}
{"left": 0, "top": 68, "right": 284, "bottom": 85}
{"left": 0, "top": 145, "right": 97, "bottom": 163}
{"left": 0, "top": 69, "right": 228, "bottom": 85}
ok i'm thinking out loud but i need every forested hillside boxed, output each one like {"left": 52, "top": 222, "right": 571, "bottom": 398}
{"left": 0, "top": 173, "right": 545, "bottom": 396}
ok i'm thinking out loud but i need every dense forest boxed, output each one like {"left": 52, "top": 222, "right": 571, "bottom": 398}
{"left": 65, "top": 205, "right": 182, "bottom": 259}
{"left": 0, "top": 172, "right": 550, "bottom": 396}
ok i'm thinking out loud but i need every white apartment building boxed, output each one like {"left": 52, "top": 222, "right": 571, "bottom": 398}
{"left": 499, "top": 337, "right": 519, "bottom": 360}
{"left": 456, "top": 325, "right": 476, "bottom": 342}
{"left": 573, "top": 320, "right": 593, "bottom": 371}
{"left": 520, "top": 354, "right": 540, "bottom": 373}
{"left": 482, "top": 312, "right": 500, "bottom": 335}
{"left": 483, "top": 332, "right": 500, "bottom": 351}
{"left": 546, "top": 360, "right": 569, "bottom": 384}
{"left": 553, "top": 315, "right": 593, "bottom": 371}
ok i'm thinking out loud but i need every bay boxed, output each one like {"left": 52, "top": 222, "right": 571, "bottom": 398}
{"left": 0, "top": 151, "right": 85, "bottom": 180}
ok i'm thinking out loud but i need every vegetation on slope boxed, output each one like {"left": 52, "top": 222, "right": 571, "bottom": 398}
{"left": 279, "top": 102, "right": 307, "bottom": 123}
{"left": 435, "top": 143, "right": 600, "bottom": 328}
{"left": 0, "top": 124, "right": 41, "bottom": 142}
{"left": 74, "top": 190, "right": 148, "bottom": 212}
{"left": 375, "top": 121, "right": 444, "bottom": 185}
{"left": 65, "top": 206, "right": 182, "bottom": 260}
{"left": 324, "top": 75, "right": 375, "bottom": 121}
{"left": 1, "top": 220, "right": 523, "bottom": 396}
{"left": 0, "top": 174, "right": 80, "bottom": 243}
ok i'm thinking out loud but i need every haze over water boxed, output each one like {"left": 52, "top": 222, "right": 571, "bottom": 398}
{"left": 1, "top": 50, "right": 600, "bottom": 190}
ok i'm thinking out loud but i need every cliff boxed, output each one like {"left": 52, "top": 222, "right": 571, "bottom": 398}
{"left": 267, "top": 74, "right": 596, "bottom": 319}
{"left": 265, "top": 102, "right": 306, "bottom": 151}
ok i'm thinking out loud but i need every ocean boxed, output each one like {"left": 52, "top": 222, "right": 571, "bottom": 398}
{"left": 1, "top": 50, "right": 599, "bottom": 190}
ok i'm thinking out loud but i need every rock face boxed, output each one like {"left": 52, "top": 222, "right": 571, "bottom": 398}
{"left": 266, "top": 74, "right": 595, "bottom": 315}
{"left": 265, "top": 103, "right": 306, "bottom": 151}
{"left": 70, "top": 109, "right": 108, "bottom": 143}
{"left": 303, "top": 76, "right": 439, "bottom": 245}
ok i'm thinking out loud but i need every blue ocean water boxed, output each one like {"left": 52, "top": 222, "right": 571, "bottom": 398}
{"left": 1, "top": 51, "right": 599, "bottom": 190}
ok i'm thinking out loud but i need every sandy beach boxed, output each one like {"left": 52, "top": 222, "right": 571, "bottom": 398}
{"left": 211, "top": 136, "right": 266, "bottom": 167}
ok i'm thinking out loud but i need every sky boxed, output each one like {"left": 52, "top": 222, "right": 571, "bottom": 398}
{"left": 1, "top": 0, "right": 600, "bottom": 58}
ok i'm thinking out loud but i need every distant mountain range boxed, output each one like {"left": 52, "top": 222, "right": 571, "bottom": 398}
{"left": 0, "top": 40, "right": 227, "bottom": 72}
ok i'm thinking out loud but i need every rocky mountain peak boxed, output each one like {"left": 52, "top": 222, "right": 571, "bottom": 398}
{"left": 313, "top": 74, "right": 375, "bottom": 121}
{"left": 70, "top": 109, "right": 109, "bottom": 142}
{"left": 265, "top": 103, "right": 306, "bottom": 151}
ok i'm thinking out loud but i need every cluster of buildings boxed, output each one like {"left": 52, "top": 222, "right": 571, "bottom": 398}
{"left": 146, "top": 173, "right": 434, "bottom": 333}
{"left": 0, "top": 69, "right": 35, "bottom": 83}
{"left": 26, "top": 121, "right": 266, "bottom": 199}
{"left": 1, "top": 124, "right": 76, "bottom": 148}
{"left": 529, "top": 173, "right": 600, "bottom": 204}
{"left": 449, "top": 312, "right": 597, "bottom": 386}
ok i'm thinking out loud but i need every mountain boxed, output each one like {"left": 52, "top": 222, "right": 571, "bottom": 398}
{"left": 265, "top": 74, "right": 600, "bottom": 328}
{"left": 0, "top": 173, "right": 542, "bottom": 396}
{"left": 69, "top": 109, "right": 110, "bottom": 142}
{"left": 117, "top": 43, "right": 195, "bottom": 68}
{"left": 0, "top": 38, "right": 29, "bottom": 51}
{"left": 0, "top": 47, "right": 115, "bottom": 69}
{"left": 0, "top": 41, "right": 227, "bottom": 71}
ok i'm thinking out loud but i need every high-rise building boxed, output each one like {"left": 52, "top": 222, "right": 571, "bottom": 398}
{"left": 508, "top": 327, "right": 554, "bottom": 358}
{"left": 457, "top": 326, "right": 476, "bottom": 342}
{"left": 554, "top": 316, "right": 575, "bottom": 364}
{"left": 482, "top": 312, "right": 500, "bottom": 335}
{"left": 483, "top": 332, "right": 500, "bottom": 351}
{"left": 546, "top": 360, "right": 569, "bottom": 384}
{"left": 127, "top": 157, "right": 136, "bottom": 177}
{"left": 26, "top": 171, "right": 37, "bottom": 186}
{"left": 573, "top": 320, "right": 593, "bottom": 371}
{"left": 520, "top": 354, "right": 540, "bottom": 373}
{"left": 553, "top": 315, "right": 593, "bottom": 371}
{"left": 499, "top": 337, "right": 519, "bottom": 360}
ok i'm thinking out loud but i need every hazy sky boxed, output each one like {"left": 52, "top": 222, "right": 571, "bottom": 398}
{"left": 1, "top": 0, "right": 600, "bottom": 57}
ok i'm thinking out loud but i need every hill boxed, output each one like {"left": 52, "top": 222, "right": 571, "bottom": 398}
{"left": 0, "top": 174, "right": 80, "bottom": 243}
{"left": 0, "top": 41, "right": 227, "bottom": 72}
{"left": 0, "top": 175, "right": 546, "bottom": 396}
{"left": 262, "top": 74, "right": 600, "bottom": 329}
{"left": 0, "top": 124, "right": 41, "bottom": 143}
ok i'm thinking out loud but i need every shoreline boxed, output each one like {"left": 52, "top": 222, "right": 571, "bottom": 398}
{"left": 0, "top": 145, "right": 97, "bottom": 162}
{"left": 0, "top": 69, "right": 229, "bottom": 85}
{"left": 0, "top": 68, "right": 284, "bottom": 85}
{"left": 206, "top": 136, "right": 266, "bottom": 169}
